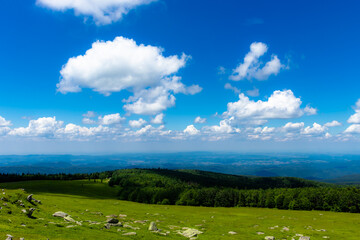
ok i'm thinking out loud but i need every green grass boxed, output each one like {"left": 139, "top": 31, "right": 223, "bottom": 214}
{"left": 0, "top": 180, "right": 359, "bottom": 240}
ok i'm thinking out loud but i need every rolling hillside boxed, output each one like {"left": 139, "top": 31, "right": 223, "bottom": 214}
{"left": 0, "top": 180, "right": 359, "bottom": 240}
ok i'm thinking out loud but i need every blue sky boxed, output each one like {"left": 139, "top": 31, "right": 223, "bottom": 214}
{"left": 0, "top": 0, "right": 360, "bottom": 154}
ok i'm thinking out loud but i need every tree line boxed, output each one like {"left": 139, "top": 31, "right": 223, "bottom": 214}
{"left": 0, "top": 171, "right": 113, "bottom": 183}
{"left": 109, "top": 169, "right": 360, "bottom": 213}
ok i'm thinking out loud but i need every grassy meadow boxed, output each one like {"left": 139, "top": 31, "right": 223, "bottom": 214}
{"left": 0, "top": 180, "right": 359, "bottom": 239}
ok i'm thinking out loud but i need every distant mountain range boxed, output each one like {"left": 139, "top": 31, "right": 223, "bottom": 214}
{"left": 0, "top": 153, "right": 360, "bottom": 182}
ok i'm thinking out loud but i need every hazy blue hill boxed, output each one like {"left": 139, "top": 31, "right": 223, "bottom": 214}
{"left": 1, "top": 153, "right": 360, "bottom": 180}
{"left": 325, "top": 174, "right": 360, "bottom": 185}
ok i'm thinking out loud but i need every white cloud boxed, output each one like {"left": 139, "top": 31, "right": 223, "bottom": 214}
{"left": 347, "top": 99, "right": 360, "bottom": 124}
{"left": 302, "top": 123, "right": 326, "bottom": 135}
{"left": 344, "top": 124, "right": 360, "bottom": 134}
{"left": 205, "top": 118, "right": 241, "bottom": 134}
{"left": 98, "top": 113, "right": 124, "bottom": 125}
{"left": 36, "top": 0, "right": 155, "bottom": 25}
{"left": 194, "top": 116, "right": 206, "bottom": 124}
{"left": 246, "top": 87, "right": 260, "bottom": 97}
{"left": 218, "top": 66, "right": 226, "bottom": 75}
{"left": 184, "top": 125, "right": 200, "bottom": 135}
{"left": 229, "top": 42, "right": 284, "bottom": 81}
{"left": 57, "top": 37, "right": 201, "bottom": 115}
{"left": 0, "top": 116, "right": 11, "bottom": 127}
{"left": 82, "top": 117, "right": 96, "bottom": 125}
{"left": 9, "top": 117, "right": 63, "bottom": 137}
{"left": 129, "top": 118, "right": 147, "bottom": 128}
{"left": 129, "top": 124, "right": 171, "bottom": 137}
{"left": 348, "top": 112, "right": 360, "bottom": 124}
{"left": 224, "top": 83, "right": 240, "bottom": 94}
{"left": 0, "top": 127, "right": 10, "bottom": 136}
{"left": 304, "top": 106, "right": 317, "bottom": 115}
{"left": 151, "top": 113, "right": 164, "bottom": 124}
{"left": 60, "top": 123, "right": 110, "bottom": 139}
{"left": 324, "top": 120, "right": 341, "bottom": 127}
{"left": 223, "top": 90, "right": 311, "bottom": 123}
{"left": 57, "top": 37, "right": 187, "bottom": 95}
{"left": 83, "top": 111, "right": 97, "bottom": 118}
{"left": 283, "top": 122, "right": 305, "bottom": 132}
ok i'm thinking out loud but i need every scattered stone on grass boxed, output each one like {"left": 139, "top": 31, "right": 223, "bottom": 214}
{"left": 134, "top": 220, "right": 147, "bottom": 224}
{"left": 106, "top": 218, "right": 119, "bottom": 224}
{"left": 124, "top": 224, "right": 140, "bottom": 230}
{"left": 27, "top": 208, "right": 36, "bottom": 218}
{"left": 228, "top": 231, "right": 237, "bottom": 235}
{"left": 119, "top": 214, "right": 127, "bottom": 218}
{"left": 148, "top": 221, "right": 158, "bottom": 231}
{"left": 122, "top": 232, "right": 137, "bottom": 236}
{"left": 299, "top": 237, "right": 310, "bottom": 240}
{"left": 282, "top": 226, "right": 290, "bottom": 231}
{"left": 178, "top": 228, "right": 203, "bottom": 238}
{"left": 64, "top": 216, "right": 75, "bottom": 222}
{"left": 264, "top": 236, "right": 275, "bottom": 240}
{"left": 53, "top": 211, "right": 68, "bottom": 218}
{"left": 66, "top": 225, "right": 76, "bottom": 228}
{"left": 257, "top": 232, "right": 264, "bottom": 235}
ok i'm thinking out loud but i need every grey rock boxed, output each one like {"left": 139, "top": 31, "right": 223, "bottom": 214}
{"left": 26, "top": 194, "right": 33, "bottom": 202}
{"left": 148, "top": 221, "right": 158, "bottom": 231}
{"left": 122, "top": 232, "right": 136, "bottom": 236}
{"left": 64, "top": 216, "right": 75, "bottom": 222}
{"left": 27, "top": 208, "right": 36, "bottom": 217}
{"left": 228, "top": 231, "right": 237, "bottom": 235}
{"left": 265, "top": 237, "right": 275, "bottom": 240}
{"left": 53, "top": 211, "right": 68, "bottom": 218}
{"left": 179, "top": 229, "right": 203, "bottom": 238}
{"left": 299, "top": 237, "right": 310, "bottom": 240}
{"left": 106, "top": 218, "right": 119, "bottom": 224}
{"left": 6, "top": 234, "right": 13, "bottom": 240}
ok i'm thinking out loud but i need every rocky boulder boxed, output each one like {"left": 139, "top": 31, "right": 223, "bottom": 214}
{"left": 179, "top": 229, "right": 203, "bottom": 238}
{"left": 53, "top": 211, "right": 68, "bottom": 218}
{"left": 106, "top": 218, "right": 119, "bottom": 224}
{"left": 265, "top": 237, "right": 275, "bottom": 240}
{"left": 148, "top": 221, "right": 158, "bottom": 231}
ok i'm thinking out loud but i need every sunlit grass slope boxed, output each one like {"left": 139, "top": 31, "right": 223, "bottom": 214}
{"left": 0, "top": 180, "right": 359, "bottom": 240}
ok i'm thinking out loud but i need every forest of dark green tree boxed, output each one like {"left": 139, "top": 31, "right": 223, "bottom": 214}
{"left": 1, "top": 168, "right": 360, "bottom": 213}
{"left": 109, "top": 169, "right": 360, "bottom": 213}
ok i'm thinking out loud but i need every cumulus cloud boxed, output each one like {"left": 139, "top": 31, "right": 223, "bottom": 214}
{"left": 224, "top": 83, "right": 240, "bottom": 94}
{"left": 302, "top": 123, "right": 326, "bottom": 135}
{"left": 205, "top": 118, "right": 241, "bottom": 134}
{"left": 229, "top": 42, "right": 285, "bottom": 81}
{"left": 194, "top": 116, "right": 206, "bottom": 124}
{"left": 82, "top": 117, "right": 96, "bottom": 125}
{"left": 344, "top": 124, "right": 360, "bottom": 134}
{"left": 344, "top": 99, "right": 360, "bottom": 135}
{"left": 184, "top": 125, "right": 200, "bottom": 135}
{"left": 57, "top": 37, "right": 201, "bottom": 115}
{"left": 129, "top": 118, "right": 147, "bottom": 128}
{"left": 283, "top": 122, "right": 305, "bottom": 132}
{"left": 98, "top": 113, "right": 124, "bottom": 125}
{"left": 59, "top": 123, "right": 111, "bottom": 139}
{"left": 9, "top": 117, "right": 63, "bottom": 137}
{"left": 151, "top": 113, "right": 164, "bottom": 124}
{"left": 347, "top": 100, "right": 360, "bottom": 124}
{"left": 36, "top": 0, "right": 155, "bottom": 25}
{"left": 223, "top": 90, "right": 312, "bottom": 124}
{"left": 304, "top": 106, "right": 317, "bottom": 115}
{"left": 0, "top": 116, "right": 11, "bottom": 127}
{"left": 324, "top": 120, "right": 341, "bottom": 127}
